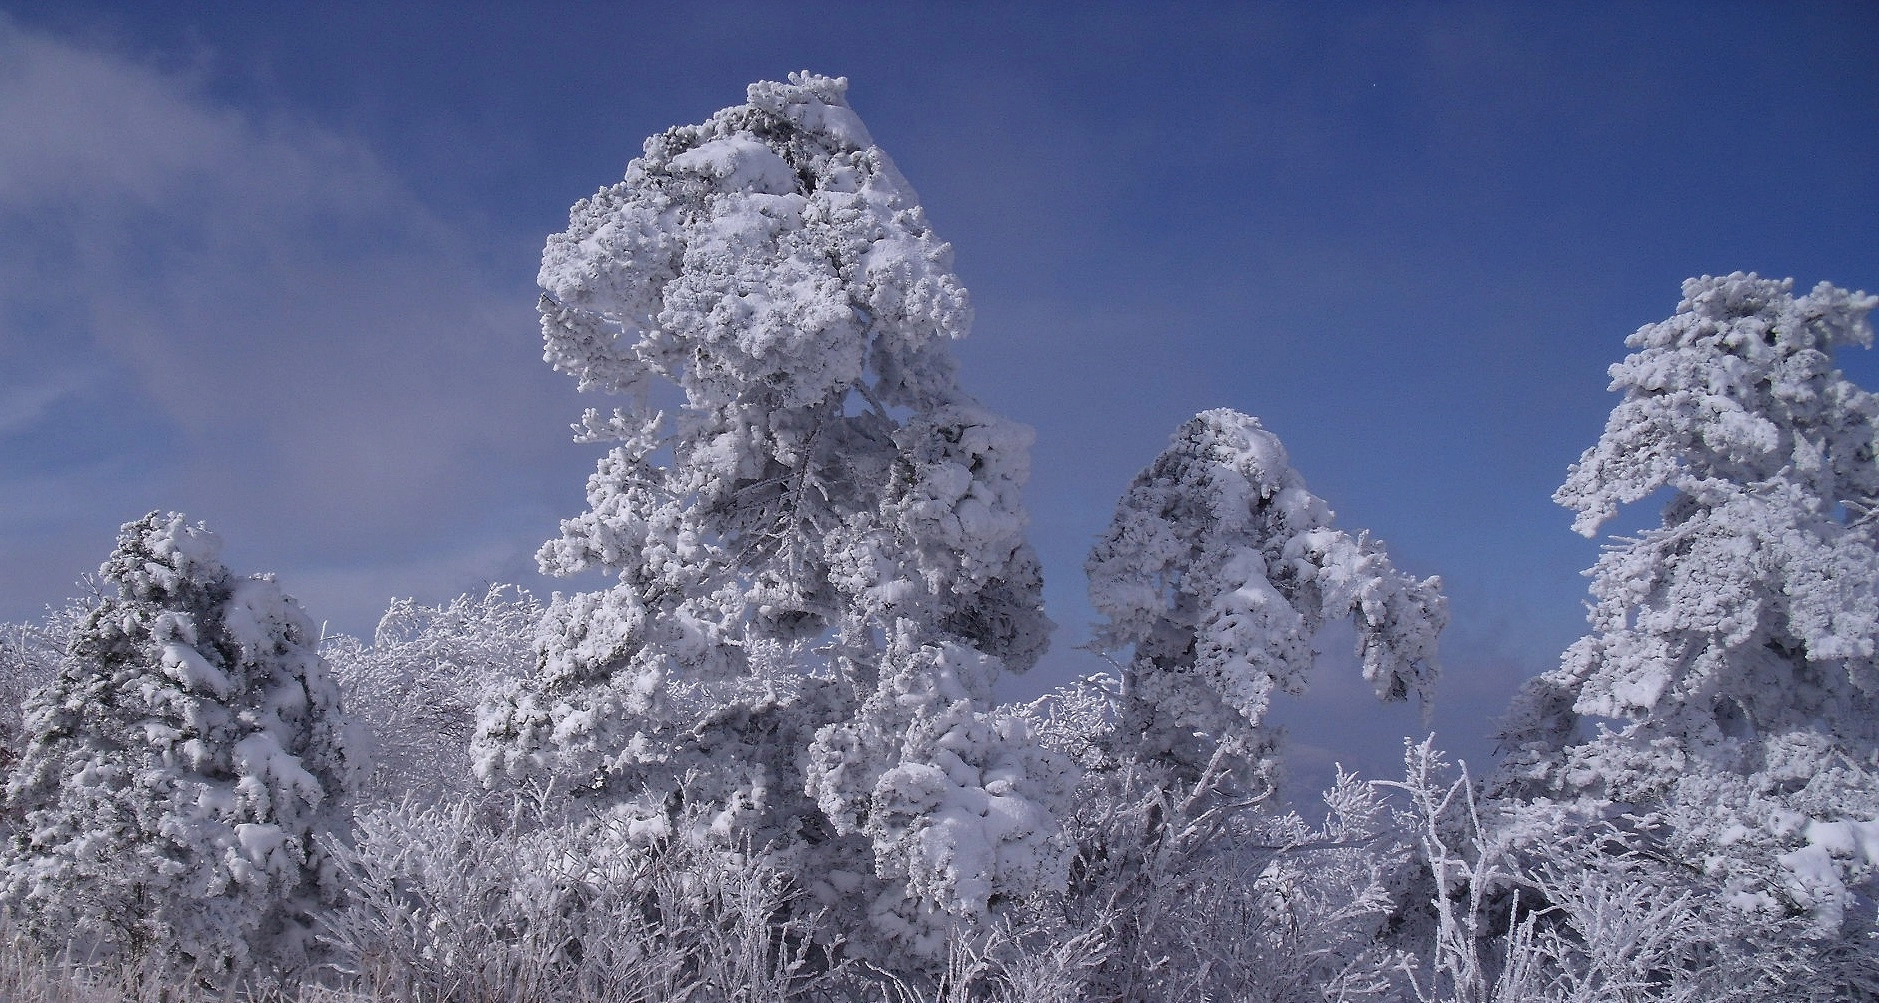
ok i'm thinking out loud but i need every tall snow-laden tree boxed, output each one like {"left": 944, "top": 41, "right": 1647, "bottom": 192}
{"left": 1496, "top": 274, "right": 1879, "bottom": 969}
{"left": 473, "top": 72, "right": 1068, "bottom": 958}
{"left": 0, "top": 512, "right": 361, "bottom": 975}
{"left": 1087, "top": 408, "right": 1445, "bottom": 792}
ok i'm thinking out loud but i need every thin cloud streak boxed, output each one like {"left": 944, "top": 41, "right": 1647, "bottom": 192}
{"left": 0, "top": 18, "right": 585, "bottom": 635}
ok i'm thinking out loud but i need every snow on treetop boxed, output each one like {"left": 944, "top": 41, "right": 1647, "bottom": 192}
{"left": 108, "top": 511, "right": 227, "bottom": 599}
{"left": 538, "top": 70, "right": 968, "bottom": 412}
{"left": 1557, "top": 272, "right": 1879, "bottom": 537}
{"left": 747, "top": 72, "right": 874, "bottom": 149}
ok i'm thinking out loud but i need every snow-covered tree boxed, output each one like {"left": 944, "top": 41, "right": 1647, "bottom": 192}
{"left": 1087, "top": 408, "right": 1445, "bottom": 792}
{"left": 0, "top": 580, "right": 104, "bottom": 782}
{"left": 324, "top": 585, "right": 538, "bottom": 805}
{"left": 1495, "top": 274, "right": 1879, "bottom": 981}
{"left": 473, "top": 72, "right": 1069, "bottom": 957}
{"left": 0, "top": 512, "right": 361, "bottom": 975}
{"left": 0, "top": 624, "right": 56, "bottom": 780}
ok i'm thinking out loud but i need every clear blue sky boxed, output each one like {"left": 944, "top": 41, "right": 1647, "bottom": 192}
{"left": 2, "top": 2, "right": 1874, "bottom": 798}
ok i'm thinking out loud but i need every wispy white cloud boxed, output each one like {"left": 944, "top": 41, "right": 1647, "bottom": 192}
{"left": 0, "top": 368, "right": 96, "bottom": 436}
{"left": 0, "top": 17, "right": 585, "bottom": 630}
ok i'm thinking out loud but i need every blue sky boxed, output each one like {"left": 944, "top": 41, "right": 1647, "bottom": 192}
{"left": 2, "top": 2, "right": 1874, "bottom": 797}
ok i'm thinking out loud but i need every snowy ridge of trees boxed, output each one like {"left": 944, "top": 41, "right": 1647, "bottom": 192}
{"left": 0, "top": 74, "right": 1875, "bottom": 1002}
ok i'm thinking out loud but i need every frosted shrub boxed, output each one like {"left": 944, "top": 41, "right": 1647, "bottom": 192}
{"left": 323, "top": 586, "right": 539, "bottom": 806}
{"left": 0, "top": 513, "right": 362, "bottom": 979}
{"left": 1012, "top": 681, "right": 1410, "bottom": 1002}
{"left": 0, "top": 624, "right": 55, "bottom": 783}
{"left": 1051, "top": 754, "right": 1408, "bottom": 1003}
{"left": 320, "top": 790, "right": 846, "bottom": 1003}
{"left": 0, "top": 582, "right": 101, "bottom": 782}
{"left": 1387, "top": 742, "right": 1823, "bottom": 1003}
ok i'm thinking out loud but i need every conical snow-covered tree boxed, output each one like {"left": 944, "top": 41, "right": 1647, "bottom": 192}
{"left": 1496, "top": 274, "right": 1879, "bottom": 952}
{"left": 1087, "top": 408, "right": 1445, "bottom": 793}
{"left": 0, "top": 512, "right": 361, "bottom": 973}
{"left": 473, "top": 73, "right": 1069, "bottom": 957}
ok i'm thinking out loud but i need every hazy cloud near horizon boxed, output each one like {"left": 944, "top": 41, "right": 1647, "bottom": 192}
{"left": 0, "top": 19, "right": 588, "bottom": 632}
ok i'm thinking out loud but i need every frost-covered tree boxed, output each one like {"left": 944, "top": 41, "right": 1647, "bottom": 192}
{"left": 1495, "top": 274, "right": 1879, "bottom": 982}
{"left": 1087, "top": 408, "right": 1445, "bottom": 792}
{"left": 0, "top": 580, "right": 104, "bottom": 782}
{"left": 324, "top": 585, "right": 539, "bottom": 805}
{"left": 473, "top": 73, "right": 1069, "bottom": 958}
{"left": 0, "top": 512, "right": 361, "bottom": 975}
{"left": 0, "top": 624, "right": 56, "bottom": 780}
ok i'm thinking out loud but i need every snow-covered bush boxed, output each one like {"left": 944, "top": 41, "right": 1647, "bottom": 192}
{"left": 472, "top": 72, "right": 1071, "bottom": 961}
{"left": 0, "top": 512, "right": 362, "bottom": 977}
{"left": 0, "top": 626, "right": 54, "bottom": 782}
{"left": 1065, "top": 764, "right": 1408, "bottom": 1003}
{"left": 323, "top": 585, "right": 539, "bottom": 805}
{"left": 1494, "top": 275, "right": 1879, "bottom": 976}
{"left": 1388, "top": 742, "right": 1823, "bottom": 1003}
{"left": 1012, "top": 681, "right": 1413, "bottom": 1002}
{"left": 1087, "top": 408, "right": 1445, "bottom": 792}
{"left": 320, "top": 790, "right": 847, "bottom": 1003}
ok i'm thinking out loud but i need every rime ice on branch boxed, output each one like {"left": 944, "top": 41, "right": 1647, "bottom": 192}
{"left": 1088, "top": 408, "right": 1445, "bottom": 791}
{"left": 474, "top": 72, "right": 1068, "bottom": 956}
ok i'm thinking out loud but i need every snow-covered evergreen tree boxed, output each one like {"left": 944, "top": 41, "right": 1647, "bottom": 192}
{"left": 1496, "top": 274, "right": 1879, "bottom": 980}
{"left": 0, "top": 512, "right": 361, "bottom": 975}
{"left": 1087, "top": 408, "right": 1445, "bottom": 792}
{"left": 473, "top": 72, "right": 1069, "bottom": 958}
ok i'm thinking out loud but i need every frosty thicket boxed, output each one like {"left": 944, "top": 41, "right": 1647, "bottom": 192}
{"left": 0, "top": 72, "right": 1874, "bottom": 1002}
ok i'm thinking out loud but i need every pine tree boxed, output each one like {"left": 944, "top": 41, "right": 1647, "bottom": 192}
{"left": 473, "top": 73, "right": 1069, "bottom": 959}
{"left": 1087, "top": 408, "right": 1445, "bottom": 794}
{"left": 0, "top": 512, "right": 361, "bottom": 974}
{"left": 1495, "top": 274, "right": 1879, "bottom": 974}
